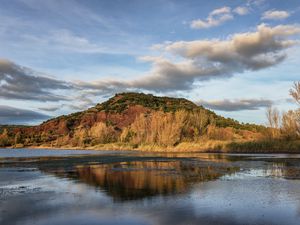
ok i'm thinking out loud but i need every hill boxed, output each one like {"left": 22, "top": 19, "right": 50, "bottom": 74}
{"left": 0, "top": 92, "right": 266, "bottom": 151}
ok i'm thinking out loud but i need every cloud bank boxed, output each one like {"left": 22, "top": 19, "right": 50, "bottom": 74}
{"left": 0, "top": 105, "right": 49, "bottom": 124}
{"left": 0, "top": 59, "right": 73, "bottom": 101}
{"left": 76, "top": 24, "right": 300, "bottom": 95}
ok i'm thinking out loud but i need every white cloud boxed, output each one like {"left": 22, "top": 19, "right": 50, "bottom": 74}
{"left": 0, "top": 59, "right": 73, "bottom": 101}
{"left": 2, "top": 24, "right": 300, "bottom": 104}
{"left": 165, "top": 23, "right": 299, "bottom": 67}
{"left": 262, "top": 10, "right": 290, "bottom": 20}
{"left": 210, "top": 6, "right": 231, "bottom": 16}
{"left": 234, "top": 6, "right": 249, "bottom": 16}
{"left": 78, "top": 24, "right": 300, "bottom": 93}
{"left": 190, "top": 6, "right": 233, "bottom": 29}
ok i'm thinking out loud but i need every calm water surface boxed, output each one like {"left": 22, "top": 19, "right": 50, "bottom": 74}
{"left": 1, "top": 148, "right": 300, "bottom": 225}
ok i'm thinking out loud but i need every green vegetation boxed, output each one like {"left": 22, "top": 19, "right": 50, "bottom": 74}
{"left": 95, "top": 92, "right": 201, "bottom": 113}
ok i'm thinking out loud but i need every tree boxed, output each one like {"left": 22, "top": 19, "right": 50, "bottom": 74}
{"left": 0, "top": 129, "right": 10, "bottom": 147}
{"left": 130, "top": 114, "right": 149, "bottom": 144}
{"left": 14, "top": 132, "right": 22, "bottom": 145}
{"left": 89, "top": 122, "right": 117, "bottom": 144}
{"left": 120, "top": 127, "right": 133, "bottom": 143}
{"left": 290, "top": 81, "right": 300, "bottom": 105}
{"left": 266, "top": 106, "right": 280, "bottom": 138}
{"left": 128, "top": 110, "right": 188, "bottom": 146}
{"left": 281, "top": 110, "right": 299, "bottom": 140}
{"left": 286, "top": 81, "right": 300, "bottom": 140}
{"left": 73, "top": 127, "right": 89, "bottom": 146}
{"left": 185, "top": 110, "right": 209, "bottom": 140}
{"left": 266, "top": 106, "right": 280, "bottom": 129}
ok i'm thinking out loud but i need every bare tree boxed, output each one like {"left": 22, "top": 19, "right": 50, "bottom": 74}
{"left": 290, "top": 81, "right": 300, "bottom": 105}
{"left": 266, "top": 106, "right": 280, "bottom": 129}
{"left": 266, "top": 106, "right": 280, "bottom": 138}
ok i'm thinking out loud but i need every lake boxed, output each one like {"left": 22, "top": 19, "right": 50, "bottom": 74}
{"left": 1, "top": 149, "right": 300, "bottom": 225}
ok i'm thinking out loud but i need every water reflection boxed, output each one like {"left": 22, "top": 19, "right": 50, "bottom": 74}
{"left": 2, "top": 150, "right": 300, "bottom": 225}
{"left": 263, "top": 163, "right": 300, "bottom": 179}
{"left": 51, "top": 161, "right": 237, "bottom": 201}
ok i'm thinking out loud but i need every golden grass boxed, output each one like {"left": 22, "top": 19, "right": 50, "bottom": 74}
{"left": 18, "top": 139, "right": 300, "bottom": 154}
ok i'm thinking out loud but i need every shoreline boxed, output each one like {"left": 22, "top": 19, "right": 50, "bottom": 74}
{"left": 3, "top": 142, "right": 300, "bottom": 154}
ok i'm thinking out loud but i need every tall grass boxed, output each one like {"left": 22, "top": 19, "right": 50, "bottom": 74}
{"left": 227, "top": 140, "right": 300, "bottom": 153}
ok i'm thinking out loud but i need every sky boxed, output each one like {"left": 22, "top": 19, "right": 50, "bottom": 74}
{"left": 0, "top": 0, "right": 300, "bottom": 125}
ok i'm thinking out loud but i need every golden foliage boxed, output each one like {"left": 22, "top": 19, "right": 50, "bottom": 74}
{"left": 281, "top": 110, "right": 300, "bottom": 140}
{"left": 128, "top": 110, "right": 188, "bottom": 146}
{"left": 89, "top": 122, "right": 117, "bottom": 144}
{"left": 0, "top": 129, "right": 10, "bottom": 147}
{"left": 207, "top": 125, "right": 234, "bottom": 141}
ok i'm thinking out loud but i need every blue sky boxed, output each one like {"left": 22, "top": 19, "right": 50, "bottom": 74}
{"left": 0, "top": 0, "right": 300, "bottom": 125}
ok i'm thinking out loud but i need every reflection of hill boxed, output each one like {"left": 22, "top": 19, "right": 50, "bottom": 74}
{"left": 53, "top": 161, "right": 237, "bottom": 201}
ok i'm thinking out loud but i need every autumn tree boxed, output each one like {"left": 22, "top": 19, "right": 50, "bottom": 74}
{"left": 89, "top": 122, "right": 117, "bottom": 144}
{"left": 0, "top": 129, "right": 10, "bottom": 147}
{"left": 281, "top": 110, "right": 299, "bottom": 140}
{"left": 130, "top": 113, "right": 149, "bottom": 144}
{"left": 14, "top": 131, "right": 23, "bottom": 145}
{"left": 207, "top": 125, "right": 234, "bottom": 140}
{"left": 128, "top": 110, "right": 188, "bottom": 146}
{"left": 184, "top": 109, "right": 209, "bottom": 140}
{"left": 155, "top": 110, "right": 187, "bottom": 146}
{"left": 120, "top": 127, "right": 134, "bottom": 143}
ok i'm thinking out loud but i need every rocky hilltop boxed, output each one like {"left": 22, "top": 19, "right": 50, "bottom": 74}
{"left": 0, "top": 92, "right": 264, "bottom": 150}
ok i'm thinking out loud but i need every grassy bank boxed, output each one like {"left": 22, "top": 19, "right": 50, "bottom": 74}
{"left": 7, "top": 139, "right": 300, "bottom": 154}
